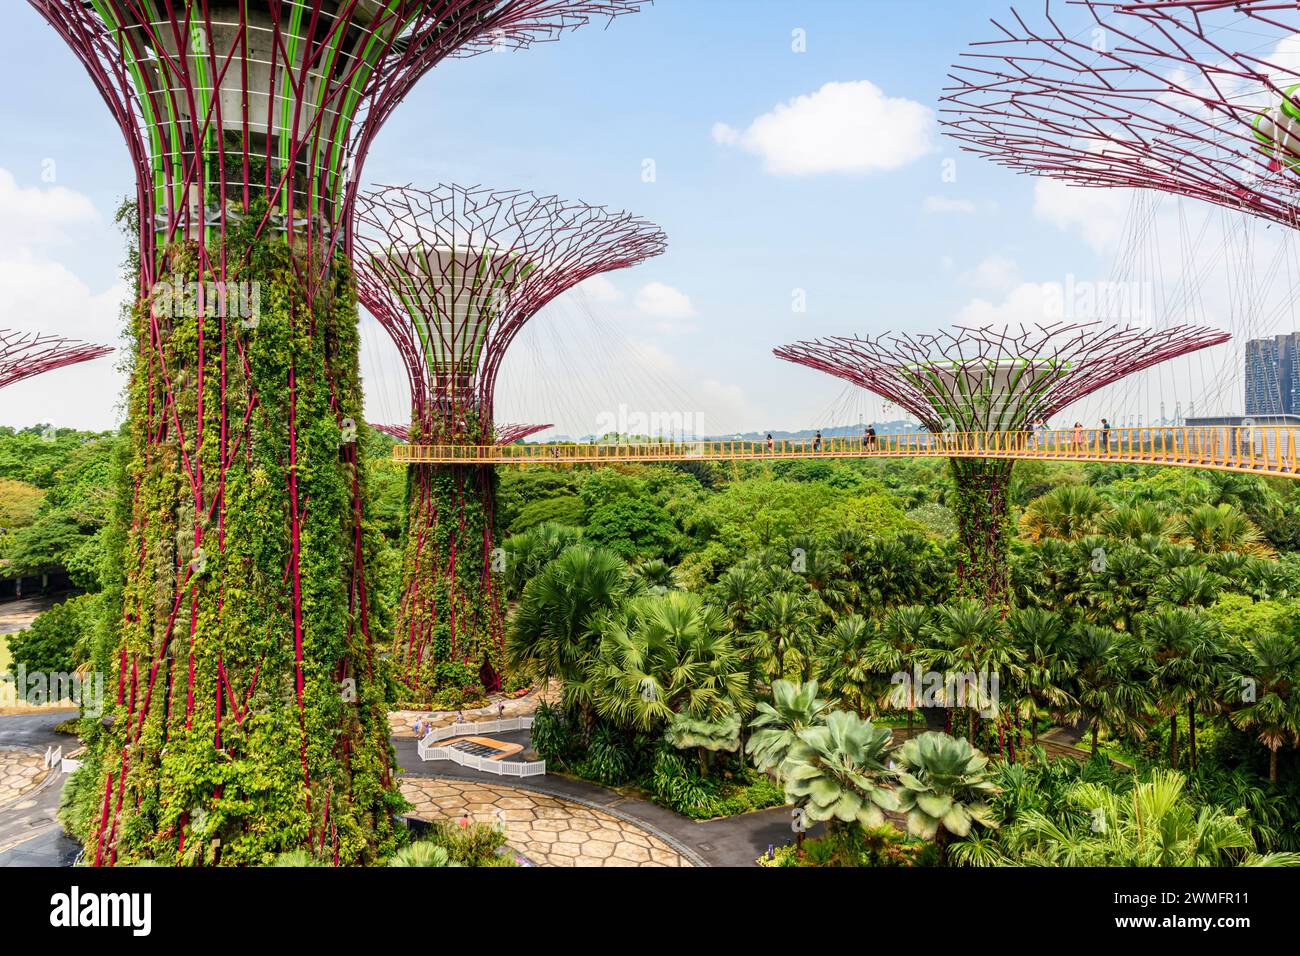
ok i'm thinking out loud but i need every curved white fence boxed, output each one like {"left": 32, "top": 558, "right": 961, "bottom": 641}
{"left": 416, "top": 716, "right": 544, "bottom": 777}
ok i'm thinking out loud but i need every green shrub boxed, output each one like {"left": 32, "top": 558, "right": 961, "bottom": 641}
{"left": 575, "top": 723, "right": 633, "bottom": 786}
{"left": 529, "top": 702, "right": 581, "bottom": 768}
{"left": 5, "top": 593, "right": 97, "bottom": 675}
{"left": 647, "top": 744, "right": 716, "bottom": 818}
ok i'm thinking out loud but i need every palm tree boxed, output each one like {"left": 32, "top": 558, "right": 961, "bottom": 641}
{"left": 1138, "top": 606, "right": 1219, "bottom": 770}
{"left": 1098, "top": 503, "right": 1169, "bottom": 542}
{"left": 389, "top": 843, "right": 457, "bottom": 867}
{"left": 500, "top": 522, "right": 582, "bottom": 599}
{"left": 746, "top": 678, "right": 830, "bottom": 776}
{"left": 507, "top": 544, "right": 635, "bottom": 720}
{"left": 752, "top": 590, "right": 817, "bottom": 682}
{"left": 1007, "top": 607, "right": 1074, "bottom": 749}
{"left": 927, "top": 599, "right": 1023, "bottom": 741}
{"left": 829, "top": 527, "right": 868, "bottom": 568}
{"left": 1154, "top": 565, "right": 1224, "bottom": 609}
{"left": 781, "top": 710, "right": 897, "bottom": 832}
{"left": 1067, "top": 623, "right": 1151, "bottom": 753}
{"left": 893, "top": 731, "right": 1000, "bottom": 864}
{"left": 1019, "top": 484, "right": 1108, "bottom": 542}
{"left": 667, "top": 709, "right": 742, "bottom": 775}
{"left": 1085, "top": 544, "right": 1157, "bottom": 635}
{"left": 633, "top": 558, "right": 678, "bottom": 594}
{"left": 1172, "top": 503, "right": 1273, "bottom": 558}
{"left": 1001, "top": 771, "right": 1299, "bottom": 866}
{"left": 589, "top": 590, "right": 752, "bottom": 732}
{"left": 818, "top": 614, "right": 875, "bottom": 715}
{"left": 800, "top": 545, "right": 855, "bottom": 617}
{"left": 1229, "top": 632, "right": 1300, "bottom": 784}
{"left": 866, "top": 605, "right": 931, "bottom": 734}
{"left": 713, "top": 565, "right": 765, "bottom": 633}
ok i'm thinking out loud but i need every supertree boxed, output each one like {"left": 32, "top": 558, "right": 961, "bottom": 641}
{"left": 941, "top": 0, "right": 1300, "bottom": 230}
{"left": 355, "top": 183, "right": 665, "bottom": 700}
{"left": 370, "top": 421, "right": 552, "bottom": 444}
{"left": 774, "top": 322, "right": 1229, "bottom": 605}
{"left": 0, "top": 330, "right": 112, "bottom": 391}
{"left": 30, "top": 0, "right": 648, "bottom": 866}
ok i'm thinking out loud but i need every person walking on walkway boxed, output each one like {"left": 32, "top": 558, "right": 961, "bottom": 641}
{"left": 765, "top": 433, "right": 774, "bottom": 454}
{"left": 813, "top": 430, "right": 822, "bottom": 452}
{"left": 1072, "top": 422, "right": 1085, "bottom": 450}
{"left": 1100, "top": 417, "right": 1112, "bottom": 452}
{"left": 866, "top": 425, "right": 878, "bottom": 450}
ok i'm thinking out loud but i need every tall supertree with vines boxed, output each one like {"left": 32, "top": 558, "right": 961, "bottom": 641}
{"left": 31, "top": 0, "right": 648, "bottom": 866}
{"left": 775, "top": 323, "right": 1229, "bottom": 605}
{"left": 0, "top": 330, "right": 112, "bottom": 390}
{"left": 355, "top": 183, "right": 665, "bottom": 701}
{"left": 942, "top": 0, "right": 1300, "bottom": 230}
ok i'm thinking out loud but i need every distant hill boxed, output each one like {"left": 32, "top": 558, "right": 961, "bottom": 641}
{"left": 706, "top": 421, "right": 922, "bottom": 441}
{"left": 542, "top": 421, "right": 923, "bottom": 443}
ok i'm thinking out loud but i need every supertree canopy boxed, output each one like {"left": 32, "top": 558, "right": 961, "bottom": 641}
{"left": 355, "top": 183, "right": 665, "bottom": 700}
{"left": 941, "top": 0, "right": 1300, "bottom": 229}
{"left": 775, "top": 322, "right": 1229, "bottom": 604}
{"left": 0, "top": 329, "right": 112, "bottom": 390}
{"left": 31, "top": 0, "right": 648, "bottom": 867}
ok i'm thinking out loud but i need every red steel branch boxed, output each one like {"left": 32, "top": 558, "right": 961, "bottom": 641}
{"left": 0, "top": 329, "right": 112, "bottom": 391}
{"left": 30, "top": 0, "right": 648, "bottom": 866}
{"left": 774, "top": 322, "right": 1230, "bottom": 432}
{"left": 942, "top": 0, "right": 1300, "bottom": 230}
{"left": 355, "top": 183, "right": 666, "bottom": 437}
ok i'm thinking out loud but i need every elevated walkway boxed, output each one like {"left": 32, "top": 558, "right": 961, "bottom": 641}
{"left": 393, "top": 425, "right": 1300, "bottom": 478}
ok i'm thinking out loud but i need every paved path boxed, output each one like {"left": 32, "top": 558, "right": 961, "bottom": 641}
{"left": 395, "top": 736, "right": 807, "bottom": 867}
{"left": 0, "top": 711, "right": 80, "bottom": 866}
{"left": 0, "top": 748, "right": 49, "bottom": 806}
{"left": 400, "top": 777, "right": 690, "bottom": 867}
{"left": 0, "top": 596, "right": 57, "bottom": 638}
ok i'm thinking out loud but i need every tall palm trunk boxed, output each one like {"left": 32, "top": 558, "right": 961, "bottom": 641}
{"left": 1091, "top": 721, "right": 1100, "bottom": 754}
{"left": 1186, "top": 701, "right": 1197, "bottom": 771}
{"left": 1168, "top": 708, "right": 1179, "bottom": 770}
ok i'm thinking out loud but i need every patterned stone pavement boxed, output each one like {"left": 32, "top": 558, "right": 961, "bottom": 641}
{"left": 399, "top": 776, "right": 691, "bottom": 868}
{"left": 388, "top": 681, "right": 559, "bottom": 738}
{"left": 0, "top": 748, "right": 48, "bottom": 808}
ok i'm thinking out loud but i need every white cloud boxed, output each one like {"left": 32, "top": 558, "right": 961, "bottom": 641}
{"left": 0, "top": 255, "right": 126, "bottom": 429}
{"left": 1033, "top": 178, "right": 1131, "bottom": 253}
{"left": 0, "top": 169, "right": 125, "bottom": 430}
{"left": 0, "top": 167, "right": 100, "bottom": 248}
{"left": 713, "top": 80, "right": 935, "bottom": 176}
{"left": 710, "top": 122, "right": 740, "bottom": 147}
{"left": 635, "top": 281, "right": 697, "bottom": 329}
{"left": 955, "top": 281, "right": 1060, "bottom": 327}
{"left": 923, "top": 195, "right": 977, "bottom": 214}
{"left": 960, "top": 255, "right": 1020, "bottom": 294}
{"left": 577, "top": 275, "right": 623, "bottom": 305}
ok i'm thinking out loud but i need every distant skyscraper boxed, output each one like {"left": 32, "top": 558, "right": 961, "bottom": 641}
{"left": 1245, "top": 334, "right": 1300, "bottom": 416}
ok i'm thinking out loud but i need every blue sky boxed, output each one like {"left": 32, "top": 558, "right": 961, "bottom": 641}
{"left": 0, "top": 1, "right": 1258, "bottom": 435}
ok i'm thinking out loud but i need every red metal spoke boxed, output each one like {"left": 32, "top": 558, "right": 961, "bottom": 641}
{"left": 0, "top": 329, "right": 112, "bottom": 391}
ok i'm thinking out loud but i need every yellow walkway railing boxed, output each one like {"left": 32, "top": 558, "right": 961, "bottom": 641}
{"left": 392, "top": 425, "right": 1300, "bottom": 478}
